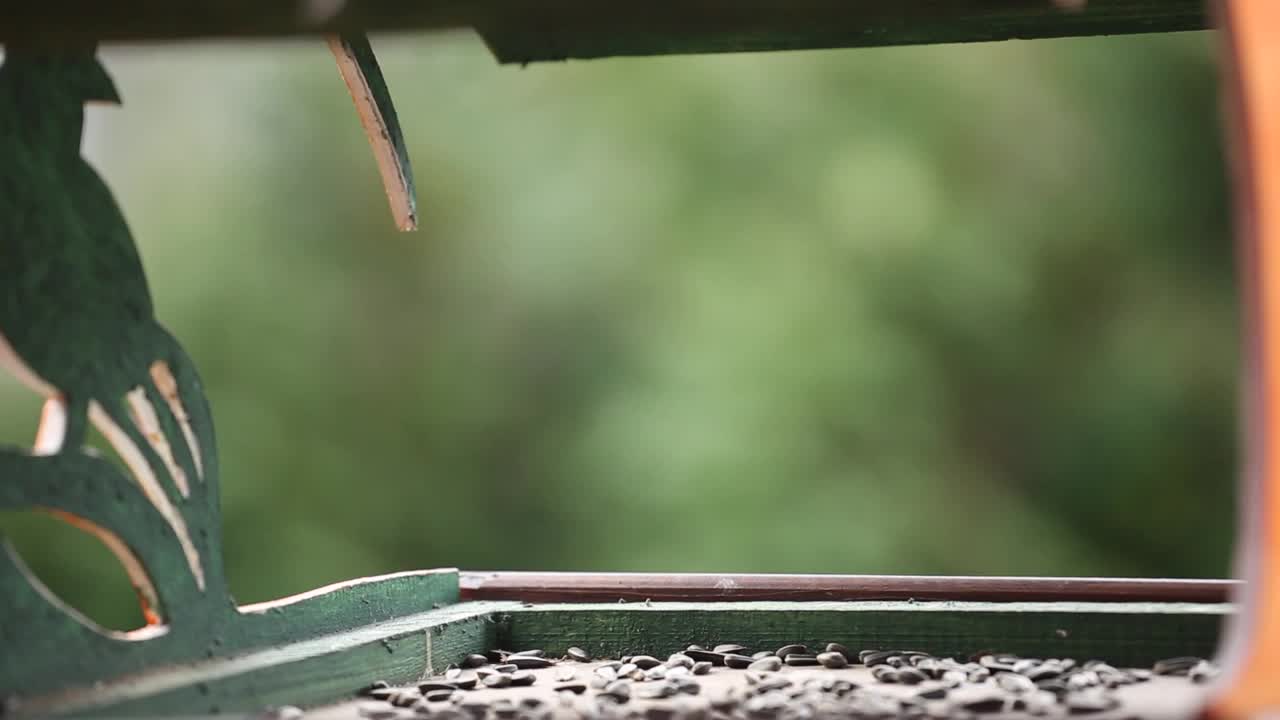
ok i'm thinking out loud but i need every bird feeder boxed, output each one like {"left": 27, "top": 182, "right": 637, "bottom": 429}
{"left": 1, "top": 1, "right": 1276, "bottom": 718}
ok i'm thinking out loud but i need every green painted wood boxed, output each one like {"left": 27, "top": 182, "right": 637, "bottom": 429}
{"left": 0, "top": 2, "right": 1207, "bottom": 55}
{"left": 18, "top": 602, "right": 516, "bottom": 718}
{"left": 328, "top": 33, "right": 419, "bottom": 231}
{"left": 477, "top": 1, "right": 1208, "bottom": 64}
{"left": 9, "top": 599, "right": 1231, "bottom": 716}
{"left": 0, "top": 46, "right": 448, "bottom": 707}
{"left": 500, "top": 601, "right": 1230, "bottom": 669}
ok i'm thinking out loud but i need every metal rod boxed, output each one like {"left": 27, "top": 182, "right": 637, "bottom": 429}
{"left": 460, "top": 572, "right": 1237, "bottom": 604}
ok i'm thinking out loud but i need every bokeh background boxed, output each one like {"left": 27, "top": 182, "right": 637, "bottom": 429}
{"left": 0, "top": 28, "right": 1239, "bottom": 630}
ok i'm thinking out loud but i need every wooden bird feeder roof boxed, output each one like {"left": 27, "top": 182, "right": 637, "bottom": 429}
{"left": 2, "top": 1, "right": 1208, "bottom": 60}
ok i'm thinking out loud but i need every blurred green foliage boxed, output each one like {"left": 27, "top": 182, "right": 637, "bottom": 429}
{"left": 0, "top": 29, "right": 1238, "bottom": 631}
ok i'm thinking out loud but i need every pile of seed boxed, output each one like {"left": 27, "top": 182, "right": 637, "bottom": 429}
{"left": 330, "top": 645, "right": 1218, "bottom": 720}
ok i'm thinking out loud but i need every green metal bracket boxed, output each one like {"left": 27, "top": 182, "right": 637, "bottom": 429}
{"left": 0, "top": 44, "right": 444, "bottom": 708}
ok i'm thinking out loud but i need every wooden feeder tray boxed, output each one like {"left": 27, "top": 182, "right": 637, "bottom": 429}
{"left": 2, "top": 2, "right": 1280, "bottom": 719}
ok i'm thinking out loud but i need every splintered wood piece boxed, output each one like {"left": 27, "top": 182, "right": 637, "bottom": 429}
{"left": 328, "top": 34, "right": 418, "bottom": 232}
{"left": 1207, "top": 1, "right": 1280, "bottom": 717}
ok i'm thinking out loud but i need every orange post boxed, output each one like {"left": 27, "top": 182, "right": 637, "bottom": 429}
{"left": 1207, "top": 1, "right": 1280, "bottom": 717}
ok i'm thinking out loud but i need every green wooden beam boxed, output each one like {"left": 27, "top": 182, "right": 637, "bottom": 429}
{"left": 15, "top": 601, "right": 516, "bottom": 718}
{"left": 500, "top": 600, "right": 1230, "bottom": 670}
{"left": 0, "top": 2, "right": 1208, "bottom": 61}
{"left": 15, "top": 599, "right": 1229, "bottom": 716}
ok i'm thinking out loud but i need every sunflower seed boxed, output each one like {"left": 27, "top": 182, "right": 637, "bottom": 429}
{"left": 724, "top": 654, "right": 754, "bottom": 669}
{"left": 448, "top": 671, "right": 473, "bottom": 691}
{"left": 667, "top": 653, "right": 694, "bottom": 668}
{"left": 692, "top": 661, "right": 713, "bottom": 676}
{"left": 1024, "top": 664, "right": 1062, "bottom": 682}
{"left": 714, "top": 644, "right": 748, "bottom": 655}
{"left": 979, "top": 655, "right": 1017, "bottom": 673}
{"left": 824, "top": 643, "right": 851, "bottom": 659}
{"left": 637, "top": 682, "right": 679, "bottom": 700}
{"left": 482, "top": 673, "right": 512, "bottom": 688}
{"left": 1036, "top": 678, "right": 1069, "bottom": 695}
{"left": 391, "top": 691, "right": 420, "bottom": 707}
{"left": 914, "top": 658, "right": 942, "bottom": 677}
{"left": 996, "top": 673, "right": 1035, "bottom": 694}
{"left": 511, "top": 649, "right": 545, "bottom": 658}
{"left": 684, "top": 649, "right": 725, "bottom": 665}
{"left": 871, "top": 666, "right": 899, "bottom": 683}
{"left": 645, "top": 665, "right": 668, "bottom": 681}
{"left": 952, "top": 687, "right": 1008, "bottom": 714}
{"left": 817, "top": 652, "right": 848, "bottom": 669}
{"left": 632, "top": 655, "right": 663, "bottom": 670}
{"left": 1190, "top": 661, "right": 1219, "bottom": 684}
{"left": 896, "top": 667, "right": 927, "bottom": 685}
{"left": 567, "top": 647, "right": 591, "bottom": 662}
{"left": 1066, "top": 689, "right": 1118, "bottom": 714}
{"left": 916, "top": 685, "right": 948, "bottom": 700}
{"left": 508, "top": 655, "right": 554, "bottom": 670}
{"left": 509, "top": 670, "right": 536, "bottom": 687}
{"left": 785, "top": 654, "right": 820, "bottom": 667}
{"left": 555, "top": 682, "right": 588, "bottom": 695}
{"left": 756, "top": 675, "right": 792, "bottom": 693}
{"left": 424, "top": 690, "right": 455, "bottom": 703}
{"left": 493, "top": 664, "right": 518, "bottom": 674}
{"left": 751, "top": 651, "right": 774, "bottom": 660}
{"left": 602, "top": 680, "right": 632, "bottom": 701}
{"left": 1153, "top": 657, "right": 1202, "bottom": 676}
{"left": 861, "top": 650, "right": 899, "bottom": 667}
{"left": 748, "top": 656, "right": 782, "bottom": 672}
{"left": 774, "top": 644, "right": 809, "bottom": 660}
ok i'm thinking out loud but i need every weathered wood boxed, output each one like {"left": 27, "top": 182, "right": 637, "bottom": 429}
{"left": 0, "top": 2, "right": 1207, "bottom": 60}
{"left": 500, "top": 600, "right": 1230, "bottom": 671}
{"left": 327, "top": 34, "right": 418, "bottom": 232}
{"left": 461, "top": 571, "right": 1238, "bottom": 604}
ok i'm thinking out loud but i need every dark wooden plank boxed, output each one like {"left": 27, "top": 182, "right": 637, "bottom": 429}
{"left": 500, "top": 600, "right": 1230, "bottom": 670}
{"left": 461, "top": 572, "right": 1238, "bottom": 604}
{"left": 0, "top": 1, "right": 1207, "bottom": 57}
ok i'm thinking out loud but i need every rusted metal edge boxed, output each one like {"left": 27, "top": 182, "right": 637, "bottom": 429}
{"left": 459, "top": 572, "right": 1238, "bottom": 604}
